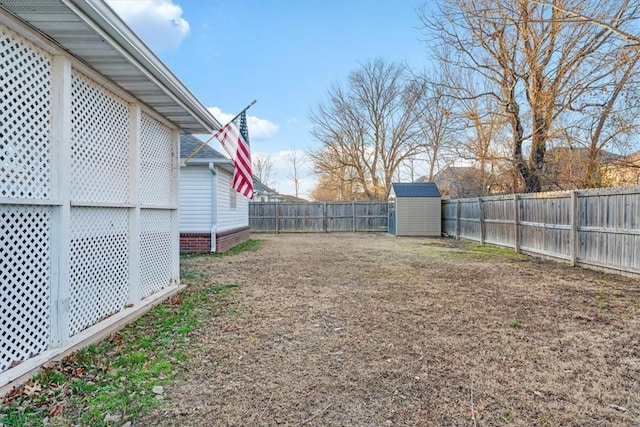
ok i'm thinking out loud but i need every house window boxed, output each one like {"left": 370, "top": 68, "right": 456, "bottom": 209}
{"left": 230, "top": 187, "right": 237, "bottom": 209}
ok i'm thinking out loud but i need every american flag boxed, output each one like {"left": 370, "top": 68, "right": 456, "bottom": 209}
{"left": 214, "top": 111, "right": 254, "bottom": 199}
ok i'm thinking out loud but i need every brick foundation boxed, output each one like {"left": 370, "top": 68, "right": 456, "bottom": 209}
{"left": 215, "top": 226, "right": 251, "bottom": 253}
{"left": 180, "top": 232, "right": 211, "bottom": 254}
{"left": 180, "top": 226, "right": 250, "bottom": 254}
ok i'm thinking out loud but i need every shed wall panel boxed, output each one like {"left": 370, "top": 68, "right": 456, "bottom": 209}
{"left": 396, "top": 197, "right": 441, "bottom": 236}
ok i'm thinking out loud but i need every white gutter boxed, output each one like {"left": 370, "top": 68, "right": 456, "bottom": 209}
{"left": 65, "top": 0, "right": 222, "bottom": 132}
{"left": 184, "top": 157, "right": 234, "bottom": 175}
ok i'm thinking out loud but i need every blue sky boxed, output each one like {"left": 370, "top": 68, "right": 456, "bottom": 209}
{"left": 107, "top": 0, "right": 430, "bottom": 197}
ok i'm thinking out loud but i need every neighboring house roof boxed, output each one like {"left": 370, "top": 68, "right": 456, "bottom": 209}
{"left": 0, "top": 0, "right": 220, "bottom": 134}
{"left": 543, "top": 146, "right": 622, "bottom": 190}
{"left": 432, "top": 166, "right": 484, "bottom": 198}
{"left": 279, "top": 194, "right": 308, "bottom": 202}
{"left": 432, "top": 167, "right": 480, "bottom": 181}
{"left": 391, "top": 182, "right": 441, "bottom": 198}
{"left": 545, "top": 147, "right": 620, "bottom": 164}
{"left": 251, "top": 177, "right": 307, "bottom": 202}
{"left": 252, "top": 176, "right": 277, "bottom": 195}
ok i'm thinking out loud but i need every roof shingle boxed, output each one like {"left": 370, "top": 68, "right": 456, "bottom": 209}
{"left": 180, "top": 133, "right": 228, "bottom": 161}
{"left": 391, "top": 182, "right": 441, "bottom": 197}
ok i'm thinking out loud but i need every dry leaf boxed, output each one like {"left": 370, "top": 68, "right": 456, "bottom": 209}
{"left": 49, "top": 402, "right": 63, "bottom": 416}
{"left": 23, "top": 382, "right": 43, "bottom": 396}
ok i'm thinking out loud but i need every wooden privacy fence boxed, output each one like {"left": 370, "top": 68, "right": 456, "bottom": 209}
{"left": 249, "top": 201, "right": 388, "bottom": 233}
{"left": 442, "top": 186, "right": 640, "bottom": 276}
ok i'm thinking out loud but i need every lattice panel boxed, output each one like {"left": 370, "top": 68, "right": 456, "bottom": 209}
{"left": 71, "top": 71, "right": 129, "bottom": 203}
{"left": 69, "top": 207, "right": 129, "bottom": 335}
{"left": 140, "top": 113, "right": 174, "bottom": 206}
{"left": 1, "top": 206, "right": 51, "bottom": 372}
{"left": 0, "top": 25, "right": 51, "bottom": 200}
{"left": 140, "top": 209, "right": 173, "bottom": 298}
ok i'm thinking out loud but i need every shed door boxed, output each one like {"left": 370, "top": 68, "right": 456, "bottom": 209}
{"left": 388, "top": 203, "right": 396, "bottom": 235}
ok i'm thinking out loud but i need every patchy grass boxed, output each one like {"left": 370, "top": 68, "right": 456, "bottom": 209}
{"left": 0, "top": 282, "right": 239, "bottom": 427}
{"left": 509, "top": 320, "right": 523, "bottom": 329}
{"left": 462, "top": 240, "right": 527, "bottom": 260}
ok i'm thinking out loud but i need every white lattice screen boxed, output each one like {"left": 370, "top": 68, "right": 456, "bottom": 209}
{"left": 68, "top": 207, "right": 129, "bottom": 336}
{"left": 0, "top": 206, "right": 51, "bottom": 372}
{"left": 140, "top": 113, "right": 174, "bottom": 206}
{"left": 70, "top": 71, "right": 129, "bottom": 204}
{"left": 1, "top": 18, "right": 180, "bottom": 379}
{"left": 140, "top": 209, "right": 173, "bottom": 298}
{"left": 0, "top": 24, "right": 51, "bottom": 200}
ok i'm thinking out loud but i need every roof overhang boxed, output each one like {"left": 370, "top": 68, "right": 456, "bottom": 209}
{"left": 0, "top": 0, "right": 222, "bottom": 134}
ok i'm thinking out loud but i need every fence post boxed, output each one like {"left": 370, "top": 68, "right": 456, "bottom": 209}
{"left": 570, "top": 190, "right": 578, "bottom": 267}
{"left": 352, "top": 201, "right": 356, "bottom": 232}
{"left": 323, "top": 202, "right": 328, "bottom": 233}
{"left": 275, "top": 201, "right": 279, "bottom": 234}
{"left": 456, "top": 199, "right": 461, "bottom": 239}
{"left": 514, "top": 194, "right": 520, "bottom": 254}
{"left": 478, "top": 197, "right": 485, "bottom": 245}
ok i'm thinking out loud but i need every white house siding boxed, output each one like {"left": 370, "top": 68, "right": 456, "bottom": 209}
{"left": 396, "top": 198, "right": 442, "bottom": 236}
{"left": 216, "top": 168, "right": 249, "bottom": 233}
{"left": 1, "top": 19, "right": 179, "bottom": 382}
{"left": 179, "top": 166, "right": 213, "bottom": 232}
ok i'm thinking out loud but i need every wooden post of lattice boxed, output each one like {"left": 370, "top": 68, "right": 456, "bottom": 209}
{"left": 127, "top": 105, "right": 142, "bottom": 306}
{"left": 50, "top": 55, "right": 72, "bottom": 348}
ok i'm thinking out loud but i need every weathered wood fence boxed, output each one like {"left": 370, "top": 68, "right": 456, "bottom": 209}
{"left": 249, "top": 201, "right": 388, "bottom": 233}
{"left": 442, "top": 186, "right": 640, "bottom": 276}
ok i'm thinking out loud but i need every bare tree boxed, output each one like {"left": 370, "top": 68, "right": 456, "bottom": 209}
{"left": 416, "top": 69, "right": 460, "bottom": 181}
{"left": 308, "top": 148, "right": 363, "bottom": 200}
{"left": 287, "top": 145, "right": 305, "bottom": 198}
{"left": 310, "top": 170, "right": 363, "bottom": 201}
{"left": 420, "top": 0, "right": 640, "bottom": 192}
{"left": 533, "top": 0, "right": 640, "bottom": 45}
{"left": 252, "top": 155, "right": 273, "bottom": 187}
{"left": 309, "top": 59, "right": 427, "bottom": 200}
{"left": 457, "top": 90, "right": 513, "bottom": 194}
{"left": 579, "top": 48, "right": 640, "bottom": 187}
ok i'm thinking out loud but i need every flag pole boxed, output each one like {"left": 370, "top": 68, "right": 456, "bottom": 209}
{"left": 182, "top": 99, "right": 257, "bottom": 165}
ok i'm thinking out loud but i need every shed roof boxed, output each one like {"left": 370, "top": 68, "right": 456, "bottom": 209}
{"left": 391, "top": 182, "right": 441, "bottom": 198}
{"left": 0, "top": 0, "right": 221, "bottom": 134}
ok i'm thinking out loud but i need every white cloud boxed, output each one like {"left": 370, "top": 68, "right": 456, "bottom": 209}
{"left": 106, "top": 0, "right": 190, "bottom": 51}
{"left": 208, "top": 107, "right": 279, "bottom": 139}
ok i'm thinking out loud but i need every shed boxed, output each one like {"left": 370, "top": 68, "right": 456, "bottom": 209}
{"left": 388, "top": 182, "right": 442, "bottom": 236}
{"left": 179, "top": 134, "right": 250, "bottom": 253}
{"left": 0, "top": 0, "right": 221, "bottom": 390}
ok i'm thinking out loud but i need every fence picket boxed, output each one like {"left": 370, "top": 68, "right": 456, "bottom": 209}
{"left": 442, "top": 187, "right": 640, "bottom": 277}
{"left": 249, "top": 201, "right": 388, "bottom": 232}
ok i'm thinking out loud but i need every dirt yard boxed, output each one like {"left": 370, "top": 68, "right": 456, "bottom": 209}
{"left": 141, "top": 233, "right": 640, "bottom": 426}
